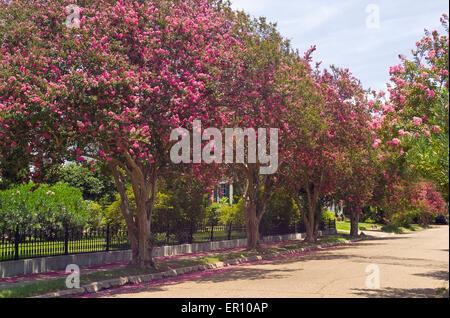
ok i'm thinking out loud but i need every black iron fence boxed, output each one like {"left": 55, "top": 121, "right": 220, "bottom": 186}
{"left": 321, "top": 219, "right": 337, "bottom": 231}
{"left": 0, "top": 225, "right": 129, "bottom": 262}
{"left": 261, "top": 220, "right": 336, "bottom": 236}
{"left": 0, "top": 220, "right": 335, "bottom": 262}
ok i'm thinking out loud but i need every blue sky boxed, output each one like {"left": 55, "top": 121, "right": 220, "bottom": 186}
{"left": 230, "top": 0, "right": 449, "bottom": 92}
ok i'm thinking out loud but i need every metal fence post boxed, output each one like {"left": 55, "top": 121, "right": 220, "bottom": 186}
{"left": 106, "top": 223, "right": 110, "bottom": 252}
{"left": 14, "top": 226, "right": 19, "bottom": 260}
{"left": 64, "top": 225, "right": 69, "bottom": 255}
{"left": 210, "top": 224, "right": 214, "bottom": 241}
{"left": 227, "top": 222, "right": 232, "bottom": 240}
{"left": 166, "top": 224, "right": 170, "bottom": 244}
{"left": 189, "top": 223, "right": 194, "bottom": 244}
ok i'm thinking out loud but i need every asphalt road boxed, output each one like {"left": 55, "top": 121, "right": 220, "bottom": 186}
{"left": 101, "top": 226, "right": 449, "bottom": 298}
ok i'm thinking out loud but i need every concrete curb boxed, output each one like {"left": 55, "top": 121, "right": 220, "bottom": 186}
{"left": 30, "top": 236, "right": 368, "bottom": 298}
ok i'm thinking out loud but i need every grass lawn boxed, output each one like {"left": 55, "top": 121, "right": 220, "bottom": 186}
{"left": 336, "top": 221, "right": 427, "bottom": 234}
{"left": 336, "top": 221, "right": 382, "bottom": 232}
{"left": 0, "top": 235, "right": 349, "bottom": 298}
{"left": 380, "top": 224, "right": 426, "bottom": 234}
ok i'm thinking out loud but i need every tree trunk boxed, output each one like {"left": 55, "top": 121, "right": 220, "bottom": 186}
{"left": 243, "top": 167, "right": 269, "bottom": 250}
{"left": 313, "top": 201, "right": 323, "bottom": 240}
{"left": 304, "top": 206, "right": 317, "bottom": 243}
{"left": 110, "top": 163, "right": 156, "bottom": 268}
{"left": 350, "top": 210, "right": 359, "bottom": 237}
{"left": 304, "top": 221, "right": 315, "bottom": 242}
{"left": 246, "top": 211, "right": 260, "bottom": 249}
{"left": 135, "top": 203, "right": 154, "bottom": 267}
{"left": 294, "top": 194, "right": 316, "bottom": 243}
{"left": 244, "top": 185, "right": 261, "bottom": 249}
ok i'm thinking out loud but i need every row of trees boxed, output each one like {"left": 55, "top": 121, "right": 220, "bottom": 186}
{"left": 0, "top": 1, "right": 448, "bottom": 267}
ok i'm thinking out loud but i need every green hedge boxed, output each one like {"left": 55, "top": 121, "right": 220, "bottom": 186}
{"left": 0, "top": 182, "right": 89, "bottom": 233}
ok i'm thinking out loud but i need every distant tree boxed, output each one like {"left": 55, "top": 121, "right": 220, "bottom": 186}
{"left": 284, "top": 65, "right": 374, "bottom": 241}
{"left": 47, "top": 163, "right": 117, "bottom": 206}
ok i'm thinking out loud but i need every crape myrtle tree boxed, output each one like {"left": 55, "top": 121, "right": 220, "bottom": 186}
{"left": 381, "top": 14, "right": 449, "bottom": 201}
{"left": 283, "top": 61, "right": 374, "bottom": 242}
{"left": 219, "top": 12, "right": 306, "bottom": 249}
{"left": 366, "top": 15, "right": 449, "bottom": 227}
{"left": 332, "top": 90, "right": 379, "bottom": 237}
{"left": 334, "top": 148, "right": 379, "bottom": 236}
{"left": 0, "top": 0, "right": 242, "bottom": 267}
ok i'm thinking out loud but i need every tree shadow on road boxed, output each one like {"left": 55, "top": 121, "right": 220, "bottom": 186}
{"left": 362, "top": 236, "right": 410, "bottom": 241}
{"left": 352, "top": 287, "right": 447, "bottom": 298}
{"left": 89, "top": 265, "right": 300, "bottom": 298}
{"left": 414, "top": 270, "right": 449, "bottom": 282}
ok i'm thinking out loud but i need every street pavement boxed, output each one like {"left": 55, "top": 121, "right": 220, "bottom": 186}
{"left": 102, "top": 226, "right": 449, "bottom": 298}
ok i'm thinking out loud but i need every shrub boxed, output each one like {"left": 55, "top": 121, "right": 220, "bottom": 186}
{"left": 364, "top": 217, "right": 375, "bottom": 224}
{"left": 219, "top": 198, "right": 245, "bottom": 226}
{"left": 321, "top": 210, "right": 336, "bottom": 223}
{"left": 85, "top": 201, "right": 105, "bottom": 229}
{"left": 0, "top": 182, "right": 89, "bottom": 233}
{"left": 260, "top": 188, "right": 300, "bottom": 235}
{"left": 379, "top": 181, "right": 447, "bottom": 227}
{"left": 206, "top": 198, "right": 228, "bottom": 226}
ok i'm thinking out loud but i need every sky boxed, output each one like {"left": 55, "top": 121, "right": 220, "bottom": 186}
{"left": 229, "top": 0, "right": 449, "bottom": 92}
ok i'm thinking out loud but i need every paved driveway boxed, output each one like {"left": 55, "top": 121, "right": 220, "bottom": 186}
{"left": 102, "top": 226, "right": 449, "bottom": 298}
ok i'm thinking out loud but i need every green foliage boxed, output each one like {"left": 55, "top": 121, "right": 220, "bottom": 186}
{"left": 362, "top": 206, "right": 386, "bottom": 224}
{"left": 385, "top": 17, "right": 449, "bottom": 201}
{"left": 364, "top": 217, "right": 375, "bottom": 224}
{"left": 47, "top": 163, "right": 117, "bottom": 206}
{"left": 104, "top": 188, "right": 135, "bottom": 230}
{"left": 321, "top": 210, "right": 336, "bottom": 223}
{"left": 219, "top": 198, "right": 245, "bottom": 226}
{"left": 206, "top": 198, "right": 228, "bottom": 226}
{"left": 85, "top": 201, "right": 105, "bottom": 229}
{"left": 261, "top": 188, "right": 300, "bottom": 234}
{"left": 106, "top": 177, "right": 209, "bottom": 235}
{"left": 204, "top": 197, "right": 245, "bottom": 227}
{"left": 152, "top": 177, "right": 208, "bottom": 239}
{"left": 0, "top": 182, "right": 89, "bottom": 233}
{"left": 0, "top": 148, "right": 31, "bottom": 190}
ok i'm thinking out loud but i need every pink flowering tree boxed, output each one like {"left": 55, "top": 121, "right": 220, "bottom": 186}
{"left": 0, "top": 0, "right": 241, "bottom": 267}
{"left": 376, "top": 179, "right": 447, "bottom": 227}
{"left": 416, "top": 181, "right": 448, "bottom": 224}
{"left": 217, "top": 14, "right": 298, "bottom": 249}
{"left": 283, "top": 63, "right": 374, "bottom": 241}
{"left": 380, "top": 14, "right": 449, "bottom": 201}
{"left": 334, "top": 148, "right": 379, "bottom": 236}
